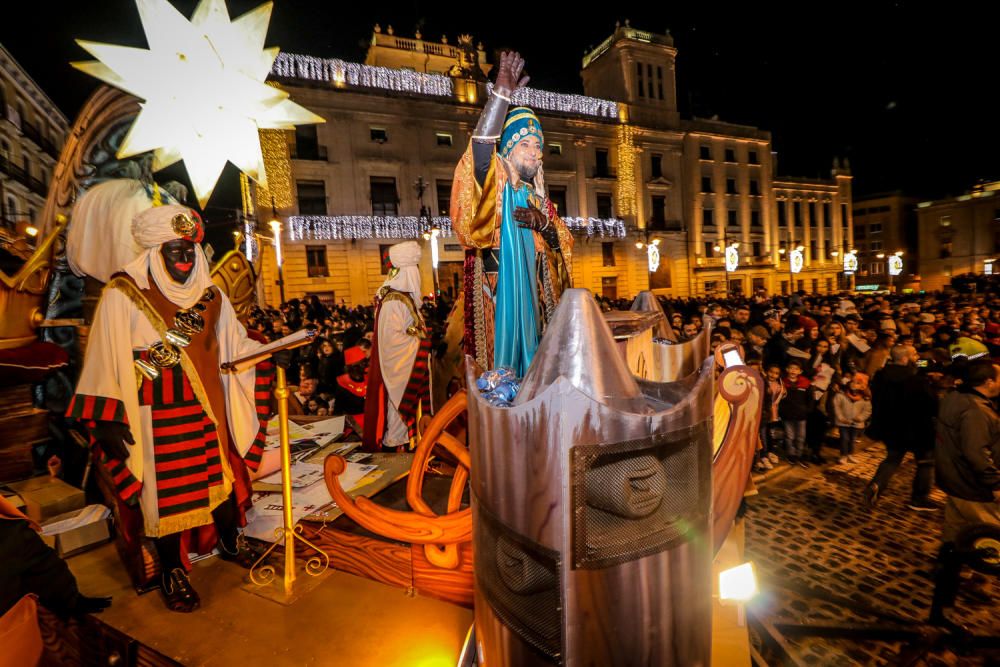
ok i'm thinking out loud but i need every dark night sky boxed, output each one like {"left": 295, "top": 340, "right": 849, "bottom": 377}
{"left": 3, "top": 1, "right": 997, "bottom": 201}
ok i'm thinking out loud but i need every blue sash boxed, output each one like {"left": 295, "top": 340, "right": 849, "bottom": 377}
{"left": 493, "top": 182, "right": 540, "bottom": 377}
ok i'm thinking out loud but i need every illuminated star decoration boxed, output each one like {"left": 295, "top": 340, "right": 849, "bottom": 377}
{"left": 72, "top": 0, "right": 324, "bottom": 207}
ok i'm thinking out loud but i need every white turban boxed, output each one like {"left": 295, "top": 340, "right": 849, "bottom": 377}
{"left": 122, "top": 205, "right": 213, "bottom": 308}
{"left": 381, "top": 241, "right": 423, "bottom": 305}
{"left": 388, "top": 241, "right": 421, "bottom": 268}
{"left": 66, "top": 179, "right": 176, "bottom": 282}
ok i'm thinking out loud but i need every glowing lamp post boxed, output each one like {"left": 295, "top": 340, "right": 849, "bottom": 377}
{"left": 635, "top": 233, "right": 662, "bottom": 280}
{"left": 269, "top": 218, "right": 285, "bottom": 304}
{"left": 887, "top": 251, "right": 903, "bottom": 292}
{"left": 422, "top": 224, "right": 441, "bottom": 296}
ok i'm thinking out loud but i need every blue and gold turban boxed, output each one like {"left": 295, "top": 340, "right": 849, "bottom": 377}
{"left": 500, "top": 107, "right": 544, "bottom": 158}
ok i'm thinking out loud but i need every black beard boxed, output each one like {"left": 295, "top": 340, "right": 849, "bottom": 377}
{"left": 514, "top": 161, "right": 538, "bottom": 182}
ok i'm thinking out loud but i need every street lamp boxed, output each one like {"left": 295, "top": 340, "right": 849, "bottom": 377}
{"left": 422, "top": 224, "right": 441, "bottom": 296}
{"left": 635, "top": 231, "right": 662, "bottom": 274}
{"left": 269, "top": 216, "right": 285, "bottom": 304}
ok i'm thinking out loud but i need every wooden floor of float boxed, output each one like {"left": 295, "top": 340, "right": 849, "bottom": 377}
{"left": 68, "top": 543, "right": 473, "bottom": 666}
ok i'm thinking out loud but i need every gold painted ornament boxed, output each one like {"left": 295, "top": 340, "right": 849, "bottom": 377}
{"left": 148, "top": 341, "right": 182, "bottom": 368}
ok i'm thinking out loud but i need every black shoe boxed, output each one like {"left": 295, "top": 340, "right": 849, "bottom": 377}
{"left": 160, "top": 568, "right": 200, "bottom": 613}
{"left": 907, "top": 499, "right": 938, "bottom": 512}
{"left": 217, "top": 535, "right": 262, "bottom": 570}
{"left": 787, "top": 455, "right": 798, "bottom": 465}
{"left": 863, "top": 482, "right": 879, "bottom": 508}
{"left": 797, "top": 459, "right": 810, "bottom": 469}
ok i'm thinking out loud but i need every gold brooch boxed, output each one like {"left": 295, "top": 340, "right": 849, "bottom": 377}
{"left": 174, "top": 309, "right": 205, "bottom": 335}
{"left": 171, "top": 212, "right": 197, "bottom": 238}
{"left": 134, "top": 358, "right": 160, "bottom": 381}
{"left": 164, "top": 329, "right": 192, "bottom": 348}
{"left": 148, "top": 341, "right": 181, "bottom": 368}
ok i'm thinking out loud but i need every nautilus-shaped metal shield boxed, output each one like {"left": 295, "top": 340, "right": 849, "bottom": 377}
{"left": 467, "top": 289, "right": 714, "bottom": 667}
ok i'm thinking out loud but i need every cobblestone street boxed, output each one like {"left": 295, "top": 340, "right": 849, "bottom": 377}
{"left": 745, "top": 439, "right": 1000, "bottom": 666}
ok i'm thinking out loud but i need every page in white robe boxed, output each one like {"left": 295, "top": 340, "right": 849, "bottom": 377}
{"left": 377, "top": 299, "right": 420, "bottom": 447}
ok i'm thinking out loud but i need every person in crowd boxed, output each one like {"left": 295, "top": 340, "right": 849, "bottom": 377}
{"left": 864, "top": 344, "right": 938, "bottom": 511}
{"left": 314, "top": 338, "right": 345, "bottom": 394}
{"left": 931, "top": 358, "right": 1000, "bottom": 630}
{"left": 758, "top": 363, "right": 786, "bottom": 471}
{"left": 334, "top": 346, "right": 369, "bottom": 438}
{"left": 780, "top": 360, "right": 813, "bottom": 467}
{"left": 831, "top": 371, "right": 872, "bottom": 464}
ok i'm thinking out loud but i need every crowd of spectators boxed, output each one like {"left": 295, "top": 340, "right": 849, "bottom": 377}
{"left": 249, "top": 287, "right": 1000, "bottom": 510}
{"left": 243, "top": 293, "right": 455, "bottom": 417}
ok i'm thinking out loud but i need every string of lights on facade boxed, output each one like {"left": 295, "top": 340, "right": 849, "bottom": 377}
{"left": 287, "top": 216, "right": 455, "bottom": 241}
{"left": 615, "top": 124, "right": 637, "bottom": 215}
{"left": 271, "top": 55, "right": 622, "bottom": 119}
{"left": 486, "top": 83, "right": 619, "bottom": 120}
{"left": 273, "top": 53, "right": 455, "bottom": 97}
{"left": 560, "top": 217, "right": 627, "bottom": 238}
{"left": 271, "top": 53, "right": 618, "bottom": 119}
{"left": 286, "top": 215, "right": 628, "bottom": 241}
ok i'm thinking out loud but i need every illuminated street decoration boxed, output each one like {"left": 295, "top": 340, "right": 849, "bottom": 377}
{"left": 73, "top": 0, "right": 324, "bottom": 207}
{"left": 725, "top": 246, "right": 739, "bottom": 272}
{"left": 843, "top": 251, "right": 858, "bottom": 274}
{"left": 616, "top": 124, "right": 637, "bottom": 216}
{"left": 271, "top": 54, "right": 620, "bottom": 119}
{"left": 274, "top": 53, "right": 454, "bottom": 97}
{"left": 888, "top": 255, "right": 903, "bottom": 276}
{"left": 287, "top": 215, "right": 627, "bottom": 241}
{"left": 561, "top": 217, "right": 627, "bottom": 238}
{"left": 647, "top": 243, "right": 660, "bottom": 272}
{"left": 790, "top": 249, "right": 804, "bottom": 274}
{"left": 257, "top": 127, "right": 295, "bottom": 209}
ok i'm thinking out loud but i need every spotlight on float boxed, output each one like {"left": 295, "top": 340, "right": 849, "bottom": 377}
{"left": 25, "top": 226, "right": 39, "bottom": 237}
{"left": 635, "top": 240, "right": 644, "bottom": 249}
{"left": 719, "top": 562, "right": 758, "bottom": 603}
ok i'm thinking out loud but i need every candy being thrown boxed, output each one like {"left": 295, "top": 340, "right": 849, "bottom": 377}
{"left": 477, "top": 368, "right": 520, "bottom": 407}
{"left": 476, "top": 368, "right": 516, "bottom": 393}
{"left": 490, "top": 380, "right": 520, "bottom": 403}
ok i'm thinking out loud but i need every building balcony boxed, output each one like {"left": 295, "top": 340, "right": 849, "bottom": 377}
{"left": 19, "top": 121, "right": 46, "bottom": 152}
{"left": 647, "top": 219, "right": 683, "bottom": 232}
{"left": 0, "top": 155, "right": 30, "bottom": 188}
{"left": 290, "top": 144, "right": 329, "bottom": 161}
{"left": 27, "top": 175, "right": 47, "bottom": 197}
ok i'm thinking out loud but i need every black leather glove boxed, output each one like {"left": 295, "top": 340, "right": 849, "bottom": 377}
{"left": 272, "top": 349, "right": 292, "bottom": 369}
{"left": 514, "top": 206, "right": 560, "bottom": 251}
{"left": 92, "top": 421, "right": 134, "bottom": 461}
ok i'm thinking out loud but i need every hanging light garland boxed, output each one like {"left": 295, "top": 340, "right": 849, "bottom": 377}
{"left": 271, "top": 53, "right": 620, "bottom": 120}
{"left": 273, "top": 54, "right": 454, "bottom": 97}
{"left": 239, "top": 173, "right": 255, "bottom": 218}
{"left": 562, "top": 217, "right": 627, "bottom": 238}
{"left": 287, "top": 215, "right": 627, "bottom": 241}
{"left": 487, "top": 83, "right": 619, "bottom": 120}
{"left": 257, "top": 128, "right": 294, "bottom": 210}
{"left": 288, "top": 216, "right": 454, "bottom": 241}
{"left": 616, "top": 123, "right": 637, "bottom": 216}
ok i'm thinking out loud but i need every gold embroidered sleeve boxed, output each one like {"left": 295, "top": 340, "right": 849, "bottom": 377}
{"left": 450, "top": 141, "right": 503, "bottom": 249}
{"left": 552, "top": 213, "right": 574, "bottom": 275}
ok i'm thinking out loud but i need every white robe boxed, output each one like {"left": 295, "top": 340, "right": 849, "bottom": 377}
{"left": 76, "top": 282, "right": 262, "bottom": 536}
{"left": 377, "top": 299, "right": 421, "bottom": 447}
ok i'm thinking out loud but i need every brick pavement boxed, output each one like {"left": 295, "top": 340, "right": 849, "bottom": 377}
{"left": 745, "top": 439, "right": 1000, "bottom": 666}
